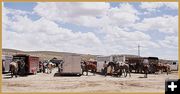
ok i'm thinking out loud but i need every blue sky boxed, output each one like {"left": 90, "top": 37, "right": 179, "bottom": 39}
{"left": 2, "top": 2, "right": 178, "bottom": 60}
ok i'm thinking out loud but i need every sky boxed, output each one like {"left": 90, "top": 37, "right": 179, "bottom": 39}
{"left": 2, "top": 2, "right": 178, "bottom": 60}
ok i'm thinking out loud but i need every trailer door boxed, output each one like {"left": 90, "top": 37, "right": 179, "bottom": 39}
{"left": 29, "top": 56, "right": 39, "bottom": 74}
{"left": 63, "top": 55, "right": 81, "bottom": 74}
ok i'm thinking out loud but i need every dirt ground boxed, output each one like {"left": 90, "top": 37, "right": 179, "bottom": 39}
{"left": 2, "top": 68, "right": 178, "bottom": 93}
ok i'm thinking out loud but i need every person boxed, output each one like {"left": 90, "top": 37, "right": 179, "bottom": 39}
{"left": 2, "top": 60, "right": 5, "bottom": 73}
{"left": 103, "top": 61, "right": 108, "bottom": 77}
{"left": 58, "top": 62, "right": 63, "bottom": 73}
{"left": 19, "top": 59, "right": 26, "bottom": 75}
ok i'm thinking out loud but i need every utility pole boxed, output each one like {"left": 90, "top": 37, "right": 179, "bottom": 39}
{"left": 138, "top": 44, "right": 140, "bottom": 56}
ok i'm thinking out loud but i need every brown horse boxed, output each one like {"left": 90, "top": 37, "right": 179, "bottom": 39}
{"left": 156, "top": 63, "right": 171, "bottom": 75}
{"left": 81, "top": 61, "right": 97, "bottom": 76}
{"left": 162, "top": 63, "right": 171, "bottom": 75}
{"left": 143, "top": 64, "right": 149, "bottom": 78}
{"left": 9, "top": 61, "right": 19, "bottom": 78}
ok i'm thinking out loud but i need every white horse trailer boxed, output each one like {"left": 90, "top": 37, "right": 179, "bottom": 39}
{"left": 61, "top": 55, "right": 81, "bottom": 76}
{"left": 2, "top": 55, "right": 13, "bottom": 73}
{"left": 96, "top": 55, "right": 126, "bottom": 73}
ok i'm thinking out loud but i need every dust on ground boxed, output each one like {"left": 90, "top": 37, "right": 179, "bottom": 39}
{"left": 2, "top": 68, "right": 178, "bottom": 92}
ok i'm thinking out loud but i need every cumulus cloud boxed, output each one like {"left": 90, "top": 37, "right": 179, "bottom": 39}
{"left": 140, "top": 2, "right": 178, "bottom": 11}
{"left": 158, "top": 36, "right": 178, "bottom": 49}
{"left": 33, "top": 2, "right": 110, "bottom": 27}
{"left": 2, "top": 6, "right": 102, "bottom": 54}
{"left": 33, "top": 2, "right": 139, "bottom": 28}
{"left": 2, "top": 2, "right": 178, "bottom": 60}
{"left": 132, "top": 15, "right": 178, "bottom": 34}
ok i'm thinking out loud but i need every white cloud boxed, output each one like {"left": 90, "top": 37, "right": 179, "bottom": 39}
{"left": 158, "top": 36, "right": 178, "bottom": 49}
{"left": 33, "top": 2, "right": 110, "bottom": 27}
{"left": 132, "top": 15, "right": 178, "bottom": 34}
{"left": 102, "top": 26, "right": 160, "bottom": 49}
{"left": 2, "top": 2, "right": 178, "bottom": 60}
{"left": 3, "top": 7, "right": 103, "bottom": 55}
{"left": 106, "top": 3, "right": 139, "bottom": 27}
{"left": 140, "top": 2, "right": 178, "bottom": 11}
{"left": 34, "top": 2, "right": 139, "bottom": 28}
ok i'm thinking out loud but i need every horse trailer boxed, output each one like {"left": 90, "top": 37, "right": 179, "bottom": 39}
{"left": 96, "top": 55, "right": 125, "bottom": 74}
{"left": 2, "top": 55, "right": 13, "bottom": 73}
{"left": 60, "top": 55, "right": 81, "bottom": 76}
{"left": 170, "top": 61, "right": 178, "bottom": 71}
{"left": 13, "top": 54, "right": 39, "bottom": 74}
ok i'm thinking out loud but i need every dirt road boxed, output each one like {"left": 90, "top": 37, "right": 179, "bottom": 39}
{"left": 2, "top": 68, "right": 178, "bottom": 92}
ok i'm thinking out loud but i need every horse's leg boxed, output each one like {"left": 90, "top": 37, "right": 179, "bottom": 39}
{"left": 11, "top": 71, "right": 13, "bottom": 78}
{"left": 46, "top": 68, "right": 48, "bottom": 74}
{"left": 93, "top": 70, "right": 95, "bottom": 76}
{"left": 145, "top": 69, "right": 148, "bottom": 78}
{"left": 86, "top": 70, "right": 88, "bottom": 76}
{"left": 166, "top": 68, "right": 169, "bottom": 75}
{"left": 128, "top": 69, "right": 131, "bottom": 77}
{"left": 125, "top": 69, "right": 127, "bottom": 77}
{"left": 161, "top": 68, "right": 163, "bottom": 74}
{"left": 15, "top": 70, "right": 18, "bottom": 78}
{"left": 129, "top": 71, "right": 131, "bottom": 77}
{"left": 82, "top": 70, "right": 84, "bottom": 75}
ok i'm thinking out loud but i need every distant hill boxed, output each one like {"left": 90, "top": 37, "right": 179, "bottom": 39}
{"left": 2, "top": 48, "right": 98, "bottom": 61}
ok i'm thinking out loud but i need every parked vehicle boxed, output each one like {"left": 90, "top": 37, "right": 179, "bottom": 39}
{"left": 2, "top": 55, "right": 13, "bottom": 73}
{"left": 13, "top": 54, "right": 39, "bottom": 75}
{"left": 59, "top": 55, "right": 81, "bottom": 76}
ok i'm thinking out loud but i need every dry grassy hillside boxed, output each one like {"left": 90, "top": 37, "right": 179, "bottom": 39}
{"left": 2, "top": 48, "right": 98, "bottom": 61}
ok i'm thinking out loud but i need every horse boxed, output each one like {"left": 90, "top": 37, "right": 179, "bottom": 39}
{"left": 142, "top": 59, "right": 150, "bottom": 78}
{"left": 9, "top": 61, "right": 19, "bottom": 78}
{"left": 81, "top": 61, "right": 97, "bottom": 76}
{"left": 118, "top": 61, "right": 131, "bottom": 77}
{"left": 109, "top": 61, "right": 131, "bottom": 77}
{"left": 162, "top": 63, "right": 171, "bottom": 75}
{"left": 128, "top": 63, "right": 136, "bottom": 73}
{"left": 46, "top": 62, "right": 53, "bottom": 74}
{"left": 58, "top": 61, "right": 64, "bottom": 73}
{"left": 111, "top": 62, "right": 122, "bottom": 77}
{"left": 156, "top": 63, "right": 166, "bottom": 74}
{"left": 107, "top": 61, "right": 116, "bottom": 75}
{"left": 135, "top": 62, "right": 143, "bottom": 73}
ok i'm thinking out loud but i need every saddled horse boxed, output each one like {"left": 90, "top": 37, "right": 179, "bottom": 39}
{"left": 107, "top": 61, "right": 116, "bottom": 75}
{"left": 118, "top": 61, "right": 131, "bottom": 77}
{"left": 109, "top": 61, "right": 131, "bottom": 77}
{"left": 9, "top": 61, "right": 19, "bottom": 78}
{"left": 81, "top": 61, "right": 97, "bottom": 76}
{"left": 46, "top": 62, "right": 54, "bottom": 74}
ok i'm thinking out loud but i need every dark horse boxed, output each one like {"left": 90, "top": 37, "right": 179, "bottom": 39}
{"left": 81, "top": 61, "right": 97, "bottom": 76}
{"left": 107, "top": 61, "right": 116, "bottom": 75}
{"left": 108, "top": 61, "right": 131, "bottom": 77}
{"left": 142, "top": 59, "right": 150, "bottom": 78}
